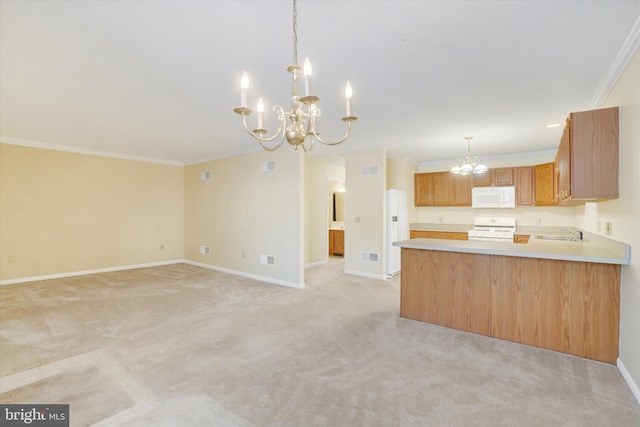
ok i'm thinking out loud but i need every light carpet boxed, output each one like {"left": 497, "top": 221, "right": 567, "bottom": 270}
{"left": 1, "top": 259, "right": 639, "bottom": 426}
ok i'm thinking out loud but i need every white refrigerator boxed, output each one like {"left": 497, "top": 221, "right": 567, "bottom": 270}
{"left": 386, "top": 189, "right": 408, "bottom": 277}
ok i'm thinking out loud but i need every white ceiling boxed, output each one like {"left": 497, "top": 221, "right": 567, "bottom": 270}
{"left": 1, "top": 0, "right": 639, "bottom": 166}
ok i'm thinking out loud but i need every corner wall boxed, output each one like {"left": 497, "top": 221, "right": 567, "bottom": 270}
{"left": 183, "top": 148, "right": 305, "bottom": 288}
{"left": 0, "top": 144, "right": 184, "bottom": 282}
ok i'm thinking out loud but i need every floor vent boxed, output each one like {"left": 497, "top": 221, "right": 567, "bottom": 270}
{"left": 361, "top": 252, "right": 379, "bottom": 262}
{"left": 260, "top": 254, "right": 276, "bottom": 265}
{"left": 261, "top": 160, "right": 276, "bottom": 172}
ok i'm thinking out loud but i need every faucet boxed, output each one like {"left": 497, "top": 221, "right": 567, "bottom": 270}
{"left": 562, "top": 228, "right": 584, "bottom": 241}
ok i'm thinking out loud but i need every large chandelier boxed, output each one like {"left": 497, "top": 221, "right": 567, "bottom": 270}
{"left": 451, "top": 137, "right": 488, "bottom": 175}
{"left": 233, "top": 0, "right": 357, "bottom": 152}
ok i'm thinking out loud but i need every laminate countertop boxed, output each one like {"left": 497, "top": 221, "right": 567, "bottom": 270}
{"left": 394, "top": 232, "right": 630, "bottom": 265}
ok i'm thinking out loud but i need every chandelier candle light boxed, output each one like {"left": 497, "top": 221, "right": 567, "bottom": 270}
{"left": 233, "top": 0, "right": 357, "bottom": 152}
{"left": 451, "top": 137, "right": 488, "bottom": 175}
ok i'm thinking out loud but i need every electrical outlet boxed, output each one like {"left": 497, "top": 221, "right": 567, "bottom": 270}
{"left": 160, "top": 244, "right": 165, "bottom": 250}
{"left": 7, "top": 256, "right": 14, "bottom": 264}
{"left": 536, "top": 217, "right": 541, "bottom": 225}
{"left": 605, "top": 221, "right": 612, "bottom": 236}
{"left": 355, "top": 216, "right": 361, "bottom": 223}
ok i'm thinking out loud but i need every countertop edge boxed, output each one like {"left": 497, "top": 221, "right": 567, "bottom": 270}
{"left": 393, "top": 238, "right": 630, "bottom": 265}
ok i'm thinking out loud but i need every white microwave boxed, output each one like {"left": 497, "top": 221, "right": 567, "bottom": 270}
{"left": 472, "top": 186, "right": 516, "bottom": 208}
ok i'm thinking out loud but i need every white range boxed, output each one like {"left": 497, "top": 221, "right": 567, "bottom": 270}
{"left": 467, "top": 217, "right": 516, "bottom": 242}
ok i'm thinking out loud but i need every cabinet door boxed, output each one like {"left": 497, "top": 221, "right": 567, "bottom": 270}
{"left": 534, "top": 162, "right": 555, "bottom": 206}
{"left": 410, "top": 230, "right": 430, "bottom": 239}
{"left": 515, "top": 167, "right": 533, "bottom": 205}
{"left": 472, "top": 171, "right": 491, "bottom": 187}
{"left": 449, "top": 232, "right": 469, "bottom": 241}
{"left": 333, "top": 230, "right": 344, "bottom": 255}
{"left": 414, "top": 173, "right": 430, "bottom": 206}
{"left": 513, "top": 234, "right": 530, "bottom": 244}
{"left": 429, "top": 172, "right": 453, "bottom": 206}
{"left": 452, "top": 174, "right": 472, "bottom": 206}
{"left": 569, "top": 107, "right": 619, "bottom": 200}
{"left": 425, "top": 231, "right": 451, "bottom": 239}
{"left": 492, "top": 168, "right": 514, "bottom": 186}
{"left": 328, "top": 230, "right": 335, "bottom": 255}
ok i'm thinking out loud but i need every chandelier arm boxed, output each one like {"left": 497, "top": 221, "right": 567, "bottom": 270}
{"left": 309, "top": 120, "right": 353, "bottom": 146}
{"left": 240, "top": 111, "right": 286, "bottom": 143}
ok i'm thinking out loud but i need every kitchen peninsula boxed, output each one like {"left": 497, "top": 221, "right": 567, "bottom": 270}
{"left": 393, "top": 234, "right": 630, "bottom": 364}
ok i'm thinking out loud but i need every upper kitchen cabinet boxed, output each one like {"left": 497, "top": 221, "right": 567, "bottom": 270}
{"left": 534, "top": 162, "right": 556, "bottom": 206}
{"left": 414, "top": 172, "right": 471, "bottom": 207}
{"left": 557, "top": 107, "right": 619, "bottom": 205}
{"left": 492, "top": 168, "right": 514, "bottom": 186}
{"left": 515, "top": 166, "right": 533, "bottom": 205}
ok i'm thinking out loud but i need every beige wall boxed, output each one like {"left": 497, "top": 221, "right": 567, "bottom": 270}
{"left": 344, "top": 148, "right": 387, "bottom": 278}
{"left": 0, "top": 144, "right": 184, "bottom": 282}
{"left": 576, "top": 48, "right": 640, "bottom": 397}
{"left": 184, "top": 148, "right": 304, "bottom": 288}
{"left": 304, "top": 157, "right": 344, "bottom": 266}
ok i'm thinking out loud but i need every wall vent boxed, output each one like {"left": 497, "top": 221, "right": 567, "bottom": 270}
{"left": 361, "top": 166, "right": 380, "bottom": 176}
{"left": 200, "top": 171, "right": 211, "bottom": 181}
{"left": 260, "top": 254, "right": 276, "bottom": 265}
{"left": 261, "top": 160, "right": 276, "bottom": 172}
{"left": 200, "top": 245, "right": 211, "bottom": 255}
{"left": 361, "top": 252, "right": 379, "bottom": 262}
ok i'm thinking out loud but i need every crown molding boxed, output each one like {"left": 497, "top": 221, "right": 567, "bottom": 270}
{"left": 591, "top": 9, "right": 640, "bottom": 108}
{"left": 0, "top": 136, "right": 184, "bottom": 166}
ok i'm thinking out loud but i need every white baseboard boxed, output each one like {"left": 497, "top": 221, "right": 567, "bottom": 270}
{"left": 343, "top": 269, "right": 387, "bottom": 280}
{"left": 184, "top": 260, "right": 305, "bottom": 289}
{"left": 0, "top": 260, "right": 184, "bottom": 286}
{"left": 618, "top": 358, "right": 640, "bottom": 405}
{"left": 305, "top": 260, "right": 328, "bottom": 269}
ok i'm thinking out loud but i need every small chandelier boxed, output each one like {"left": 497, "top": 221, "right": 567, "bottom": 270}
{"left": 233, "top": 0, "right": 357, "bottom": 152}
{"left": 451, "top": 136, "right": 488, "bottom": 175}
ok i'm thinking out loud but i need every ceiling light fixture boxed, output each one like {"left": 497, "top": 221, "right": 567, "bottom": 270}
{"left": 233, "top": 0, "right": 357, "bottom": 152}
{"left": 451, "top": 136, "right": 488, "bottom": 175}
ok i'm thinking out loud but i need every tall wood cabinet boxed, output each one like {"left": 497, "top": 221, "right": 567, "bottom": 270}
{"left": 557, "top": 107, "right": 619, "bottom": 204}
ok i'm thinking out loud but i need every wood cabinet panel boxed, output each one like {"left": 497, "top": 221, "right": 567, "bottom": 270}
{"left": 513, "top": 234, "right": 530, "bottom": 244}
{"left": 568, "top": 107, "right": 619, "bottom": 201}
{"left": 328, "top": 229, "right": 344, "bottom": 256}
{"left": 534, "top": 162, "right": 555, "bottom": 206}
{"left": 400, "top": 249, "right": 621, "bottom": 363}
{"left": 400, "top": 249, "right": 491, "bottom": 336}
{"left": 430, "top": 172, "right": 453, "bottom": 206}
{"left": 414, "top": 173, "right": 430, "bottom": 207}
{"left": 410, "top": 230, "right": 469, "bottom": 240}
{"left": 452, "top": 174, "right": 472, "bottom": 206}
{"left": 515, "top": 167, "right": 533, "bottom": 205}
{"left": 492, "top": 168, "right": 514, "bottom": 186}
{"left": 413, "top": 172, "right": 471, "bottom": 207}
{"left": 558, "top": 107, "right": 619, "bottom": 204}
{"left": 472, "top": 171, "right": 491, "bottom": 187}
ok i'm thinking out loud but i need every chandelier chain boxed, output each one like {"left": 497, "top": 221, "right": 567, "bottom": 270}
{"left": 292, "top": 0, "right": 298, "bottom": 66}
